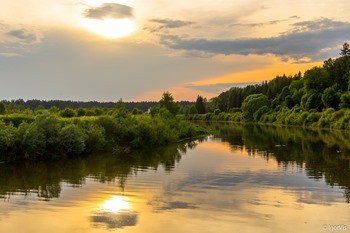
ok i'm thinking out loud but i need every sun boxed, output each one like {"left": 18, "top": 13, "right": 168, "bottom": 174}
{"left": 82, "top": 18, "right": 136, "bottom": 39}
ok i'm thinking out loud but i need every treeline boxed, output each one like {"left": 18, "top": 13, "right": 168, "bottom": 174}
{"left": 0, "top": 93, "right": 206, "bottom": 163}
{"left": 0, "top": 99, "right": 194, "bottom": 113}
{"left": 187, "top": 43, "right": 350, "bottom": 130}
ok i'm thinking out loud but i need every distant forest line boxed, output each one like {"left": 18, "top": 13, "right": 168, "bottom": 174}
{"left": 0, "top": 99, "right": 194, "bottom": 112}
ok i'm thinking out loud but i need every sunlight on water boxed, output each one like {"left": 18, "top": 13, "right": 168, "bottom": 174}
{"left": 100, "top": 196, "right": 131, "bottom": 213}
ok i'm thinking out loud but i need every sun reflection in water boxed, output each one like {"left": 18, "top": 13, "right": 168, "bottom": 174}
{"left": 100, "top": 196, "right": 131, "bottom": 213}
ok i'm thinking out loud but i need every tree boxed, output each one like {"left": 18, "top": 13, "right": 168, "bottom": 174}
{"left": 131, "top": 107, "right": 143, "bottom": 115}
{"left": 158, "top": 92, "right": 180, "bottom": 115}
{"left": 321, "top": 86, "right": 341, "bottom": 109}
{"left": 195, "top": 95, "right": 206, "bottom": 114}
{"left": 340, "top": 92, "right": 350, "bottom": 108}
{"left": 189, "top": 105, "right": 198, "bottom": 115}
{"left": 0, "top": 102, "right": 5, "bottom": 114}
{"left": 242, "top": 94, "right": 269, "bottom": 120}
{"left": 59, "top": 124, "right": 85, "bottom": 156}
{"left": 59, "top": 108, "right": 76, "bottom": 118}
{"left": 340, "top": 42, "right": 350, "bottom": 57}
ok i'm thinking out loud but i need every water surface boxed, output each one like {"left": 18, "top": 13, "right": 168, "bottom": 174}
{"left": 1, "top": 123, "right": 350, "bottom": 233}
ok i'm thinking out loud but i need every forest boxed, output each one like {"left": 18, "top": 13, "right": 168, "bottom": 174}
{"left": 0, "top": 93, "right": 206, "bottom": 163}
{"left": 187, "top": 43, "right": 350, "bottom": 130}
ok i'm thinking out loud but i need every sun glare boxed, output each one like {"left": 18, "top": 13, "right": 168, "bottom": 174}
{"left": 82, "top": 18, "right": 136, "bottom": 39}
{"left": 100, "top": 196, "right": 131, "bottom": 213}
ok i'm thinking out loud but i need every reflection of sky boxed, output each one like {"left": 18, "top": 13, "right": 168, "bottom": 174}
{"left": 0, "top": 138, "right": 349, "bottom": 233}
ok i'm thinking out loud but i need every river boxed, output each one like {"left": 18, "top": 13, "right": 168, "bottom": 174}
{"left": 0, "top": 123, "right": 350, "bottom": 233}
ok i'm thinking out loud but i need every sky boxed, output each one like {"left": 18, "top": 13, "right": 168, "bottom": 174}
{"left": 1, "top": 0, "right": 350, "bottom": 101}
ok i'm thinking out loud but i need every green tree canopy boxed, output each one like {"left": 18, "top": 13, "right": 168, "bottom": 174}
{"left": 242, "top": 94, "right": 269, "bottom": 120}
{"left": 340, "top": 42, "right": 350, "bottom": 57}
{"left": 0, "top": 102, "right": 5, "bottom": 115}
{"left": 195, "top": 95, "right": 206, "bottom": 114}
{"left": 158, "top": 92, "right": 180, "bottom": 115}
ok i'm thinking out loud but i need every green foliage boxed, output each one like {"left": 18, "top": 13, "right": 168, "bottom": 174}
{"left": 189, "top": 105, "right": 198, "bottom": 115}
{"left": 131, "top": 107, "right": 143, "bottom": 115}
{"left": 18, "top": 123, "right": 46, "bottom": 159}
{"left": 159, "top": 92, "right": 180, "bottom": 115}
{"left": 0, "top": 122, "right": 17, "bottom": 159}
{"left": 253, "top": 106, "right": 270, "bottom": 121}
{"left": 340, "top": 92, "right": 350, "bottom": 108}
{"left": 303, "top": 67, "right": 331, "bottom": 92}
{"left": 60, "top": 108, "right": 76, "bottom": 118}
{"left": 0, "top": 114, "right": 35, "bottom": 127}
{"left": 242, "top": 94, "right": 269, "bottom": 120}
{"left": 83, "top": 124, "right": 106, "bottom": 153}
{"left": 322, "top": 86, "right": 341, "bottom": 109}
{"left": 59, "top": 124, "right": 85, "bottom": 156}
{"left": 34, "top": 113, "right": 60, "bottom": 152}
{"left": 49, "top": 106, "right": 59, "bottom": 114}
{"left": 340, "top": 42, "right": 350, "bottom": 57}
{"left": 195, "top": 95, "right": 206, "bottom": 114}
{"left": 77, "top": 108, "right": 87, "bottom": 117}
{"left": 304, "top": 92, "right": 323, "bottom": 110}
{"left": 0, "top": 102, "right": 5, "bottom": 115}
{"left": 213, "top": 109, "right": 221, "bottom": 115}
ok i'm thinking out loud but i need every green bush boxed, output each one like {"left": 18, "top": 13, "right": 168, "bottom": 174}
{"left": 18, "top": 122, "right": 46, "bottom": 159}
{"left": 0, "top": 114, "right": 35, "bottom": 127}
{"left": 253, "top": 106, "right": 270, "bottom": 122}
{"left": 340, "top": 92, "right": 350, "bottom": 108}
{"left": 242, "top": 94, "right": 269, "bottom": 120}
{"left": 59, "top": 124, "right": 85, "bottom": 156}
{"left": 60, "top": 108, "right": 76, "bottom": 118}
{"left": 0, "top": 122, "right": 17, "bottom": 160}
{"left": 83, "top": 124, "right": 106, "bottom": 153}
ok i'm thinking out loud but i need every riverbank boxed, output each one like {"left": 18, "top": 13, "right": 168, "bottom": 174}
{"left": 186, "top": 106, "right": 350, "bottom": 130}
{"left": 0, "top": 111, "right": 207, "bottom": 163}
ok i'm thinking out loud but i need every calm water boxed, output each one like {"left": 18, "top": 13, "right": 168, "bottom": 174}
{"left": 1, "top": 123, "right": 350, "bottom": 233}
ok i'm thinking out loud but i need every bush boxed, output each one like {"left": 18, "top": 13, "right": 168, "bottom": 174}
{"left": 322, "top": 86, "right": 341, "bottom": 109}
{"left": 60, "top": 108, "right": 76, "bottom": 118}
{"left": 18, "top": 123, "right": 46, "bottom": 159}
{"left": 0, "top": 122, "right": 17, "bottom": 160}
{"left": 83, "top": 124, "right": 106, "bottom": 153}
{"left": 253, "top": 106, "right": 270, "bottom": 121}
{"left": 340, "top": 92, "right": 350, "bottom": 108}
{"left": 77, "top": 108, "right": 87, "bottom": 117}
{"left": 242, "top": 94, "right": 269, "bottom": 120}
{"left": 59, "top": 124, "right": 85, "bottom": 156}
{"left": 0, "top": 114, "right": 35, "bottom": 127}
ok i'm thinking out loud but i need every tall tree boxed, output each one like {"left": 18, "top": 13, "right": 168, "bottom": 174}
{"left": 340, "top": 42, "right": 350, "bottom": 56}
{"left": 159, "top": 92, "right": 180, "bottom": 115}
{"left": 195, "top": 95, "right": 206, "bottom": 114}
{"left": 0, "top": 102, "right": 5, "bottom": 114}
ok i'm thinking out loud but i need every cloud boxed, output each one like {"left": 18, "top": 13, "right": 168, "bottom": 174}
{"left": 150, "top": 19, "right": 194, "bottom": 28}
{"left": 290, "top": 17, "right": 349, "bottom": 32}
{"left": 229, "top": 16, "right": 299, "bottom": 28}
{"left": 6, "top": 29, "right": 39, "bottom": 44}
{"left": 159, "top": 18, "right": 350, "bottom": 61}
{"left": 84, "top": 3, "right": 133, "bottom": 20}
{"left": 144, "top": 18, "right": 194, "bottom": 33}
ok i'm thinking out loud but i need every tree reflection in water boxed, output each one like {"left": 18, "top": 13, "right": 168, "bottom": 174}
{"left": 1, "top": 123, "right": 350, "bottom": 204}
{"left": 0, "top": 140, "right": 201, "bottom": 201}
{"left": 206, "top": 122, "right": 350, "bottom": 203}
